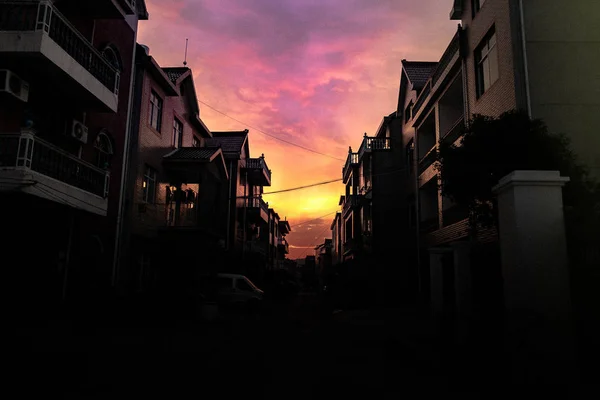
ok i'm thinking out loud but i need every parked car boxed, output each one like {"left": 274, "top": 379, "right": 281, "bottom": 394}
{"left": 216, "top": 273, "right": 264, "bottom": 309}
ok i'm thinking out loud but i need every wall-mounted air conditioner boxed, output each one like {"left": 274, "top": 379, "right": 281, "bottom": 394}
{"left": 0, "top": 69, "right": 30, "bottom": 103}
{"left": 71, "top": 120, "right": 89, "bottom": 144}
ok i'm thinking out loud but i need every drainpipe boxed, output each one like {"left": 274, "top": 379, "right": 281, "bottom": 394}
{"left": 226, "top": 161, "right": 233, "bottom": 250}
{"left": 413, "top": 131, "right": 422, "bottom": 302}
{"left": 111, "top": 23, "right": 140, "bottom": 289}
{"left": 518, "top": 0, "right": 532, "bottom": 117}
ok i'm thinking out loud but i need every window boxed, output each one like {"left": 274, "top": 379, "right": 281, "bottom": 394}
{"left": 192, "top": 136, "right": 201, "bottom": 147}
{"left": 142, "top": 166, "right": 157, "bottom": 204}
{"left": 172, "top": 117, "right": 183, "bottom": 148}
{"left": 236, "top": 278, "right": 253, "bottom": 292}
{"left": 102, "top": 45, "right": 122, "bottom": 95}
{"left": 149, "top": 91, "right": 163, "bottom": 132}
{"left": 475, "top": 27, "right": 499, "bottom": 97}
{"left": 94, "top": 131, "right": 113, "bottom": 169}
{"left": 404, "top": 101, "right": 413, "bottom": 124}
{"left": 473, "top": 0, "right": 486, "bottom": 15}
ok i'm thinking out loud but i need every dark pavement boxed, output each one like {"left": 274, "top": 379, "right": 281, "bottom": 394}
{"left": 8, "top": 292, "right": 592, "bottom": 398}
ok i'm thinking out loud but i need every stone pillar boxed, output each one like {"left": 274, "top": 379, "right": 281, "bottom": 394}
{"left": 493, "top": 170, "right": 575, "bottom": 383}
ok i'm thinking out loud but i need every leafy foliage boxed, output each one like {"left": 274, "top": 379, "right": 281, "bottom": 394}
{"left": 436, "top": 110, "right": 599, "bottom": 231}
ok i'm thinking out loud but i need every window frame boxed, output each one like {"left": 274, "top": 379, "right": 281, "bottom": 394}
{"left": 172, "top": 117, "right": 183, "bottom": 148}
{"left": 404, "top": 101, "right": 413, "bottom": 124}
{"left": 149, "top": 90, "right": 163, "bottom": 132}
{"left": 475, "top": 26, "right": 499, "bottom": 98}
{"left": 142, "top": 165, "right": 157, "bottom": 204}
{"left": 192, "top": 136, "right": 201, "bottom": 148}
{"left": 94, "top": 130, "right": 113, "bottom": 169}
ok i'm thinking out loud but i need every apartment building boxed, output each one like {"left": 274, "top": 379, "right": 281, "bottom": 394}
{"left": 206, "top": 131, "right": 285, "bottom": 284}
{"left": 117, "top": 44, "right": 229, "bottom": 294}
{"left": 397, "top": 0, "right": 600, "bottom": 316}
{"left": 0, "top": 0, "right": 148, "bottom": 310}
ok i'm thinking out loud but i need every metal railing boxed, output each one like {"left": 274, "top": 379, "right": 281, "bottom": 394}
{"left": 342, "top": 194, "right": 361, "bottom": 215}
{"left": 0, "top": 132, "right": 109, "bottom": 197}
{"left": 358, "top": 136, "right": 391, "bottom": 159}
{"left": 245, "top": 195, "right": 269, "bottom": 214}
{"left": 244, "top": 156, "right": 271, "bottom": 182}
{"left": 342, "top": 152, "right": 358, "bottom": 180}
{"left": 0, "top": 1, "right": 119, "bottom": 94}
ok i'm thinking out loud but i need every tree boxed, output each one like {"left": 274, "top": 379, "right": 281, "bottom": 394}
{"left": 436, "top": 110, "right": 599, "bottom": 233}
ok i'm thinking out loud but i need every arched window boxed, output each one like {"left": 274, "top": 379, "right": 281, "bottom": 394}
{"left": 101, "top": 45, "right": 122, "bottom": 71}
{"left": 95, "top": 131, "right": 113, "bottom": 169}
{"left": 102, "top": 45, "right": 122, "bottom": 95}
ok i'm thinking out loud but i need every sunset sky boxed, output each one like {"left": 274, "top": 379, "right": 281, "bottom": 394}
{"left": 138, "top": 0, "right": 458, "bottom": 259}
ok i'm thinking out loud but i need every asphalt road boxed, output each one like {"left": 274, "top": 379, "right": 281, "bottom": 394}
{"left": 9, "top": 293, "right": 591, "bottom": 398}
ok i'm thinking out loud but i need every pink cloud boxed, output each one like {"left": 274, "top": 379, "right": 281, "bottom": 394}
{"left": 140, "top": 0, "right": 458, "bottom": 259}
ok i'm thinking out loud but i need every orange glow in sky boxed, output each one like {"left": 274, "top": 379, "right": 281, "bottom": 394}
{"left": 138, "top": 0, "right": 457, "bottom": 259}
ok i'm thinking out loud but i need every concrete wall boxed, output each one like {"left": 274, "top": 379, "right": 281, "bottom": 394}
{"left": 522, "top": 0, "right": 600, "bottom": 174}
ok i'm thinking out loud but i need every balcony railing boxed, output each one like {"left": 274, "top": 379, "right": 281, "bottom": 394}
{"left": 411, "top": 29, "right": 460, "bottom": 120}
{"left": 0, "top": 1, "right": 119, "bottom": 94}
{"left": 160, "top": 203, "right": 197, "bottom": 227}
{"left": 245, "top": 195, "right": 269, "bottom": 213}
{"left": 0, "top": 132, "right": 109, "bottom": 198}
{"left": 358, "top": 136, "right": 391, "bottom": 159}
{"left": 342, "top": 194, "right": 361, "bottom": 215}
{"left": 277, "top": 238, "right": 289, "bottom": 254}
{"left": 418, "top": 146, "right": 437, "bottom": 175}
{"left": 431, "top": 30, "right": 460, "bottom": 87}
{"left": 244, "top": 156, "right": 271, "bottom": 184}
{"left": 342, "top": 151, "right": 358, "bottom": 181}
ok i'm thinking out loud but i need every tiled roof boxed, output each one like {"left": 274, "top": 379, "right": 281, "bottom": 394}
{"left": 162, "top": 67, "right": 189, "bottom": 83}
{"left": 163, "top": 147, "right": 220, "bottom": 161}
{"left": 402, "top": 61, "right": 438, "bottom": 90}
{"left": 206, "top": 131, "right": 248, "bottom": 154}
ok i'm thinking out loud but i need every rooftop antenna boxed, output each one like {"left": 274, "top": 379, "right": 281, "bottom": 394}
{"left": 183, "top": 38, "right": 189, "bottom": 66}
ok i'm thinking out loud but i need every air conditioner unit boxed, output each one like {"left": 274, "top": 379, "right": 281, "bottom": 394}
{"left": 71, "top": 120, "right": 89, "bottom": 144}
{"left": 0, "top": 69, "right": 29, "bottom": 103}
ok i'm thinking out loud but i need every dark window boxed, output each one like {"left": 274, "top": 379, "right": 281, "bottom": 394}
{"left": 192, "top": 136, "right": 201, "bottom": 147}
{"left": 172, "top": 117, "right": 183, "bottom": 148}
{"left": 473, "top": 0, "right": 486, "bottom": 16}
{"left": 149, "top": 91, "right": 163, "bottom": 132}
{"left": 94, "top": 131, "right": 113, "bottom": 169}
{"left": 475, "top": 27, "right": 498, "bottom": 97}
{"left": 236, "top": 278, "right": 253, "bottom": 291}
{"left": 404, "top": 101, "right": 413, "bottom": 124}
{"left": 142, "top": 166, "right": 157, "bottom": 204}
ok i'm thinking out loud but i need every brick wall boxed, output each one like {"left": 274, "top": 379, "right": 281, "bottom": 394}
{"left": 462, "top": 0, "right": 518, "bottom": 117}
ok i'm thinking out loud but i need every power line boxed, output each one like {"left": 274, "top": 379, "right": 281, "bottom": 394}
{"left": 291, "top": 210, "right": 339, "bottom": 229}
{"left": 263, "top": 179, "right": 342, "bottom": 195}
{"left": 198, "top": 99, "right": 346, "bottom": 162}
{"left": 263, "top": 167, "right": 410, "bottom": 195}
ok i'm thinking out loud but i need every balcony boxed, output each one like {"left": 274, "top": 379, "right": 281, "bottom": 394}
{"left": 157, "top": 203, "right": 198, "bottom": 228}
{"left": 243, "top": 156, "right": 271, "bottom": 186}
{"left": 342, "top": 194, "right": 362, "bottom": 216}
{"left": 0, "top": 1, "right": 120, "bottom": 112}
{"left": 418, "top": 146, "right": 437, "bottom": 176}
{"left": 342, "top": 151, "right": 358, "bottom": 182}
{"left": 240, "top": 195, "right": 269, "bottom": 224}
{"left": 358, "top": 136, "right": 391, "bottom": 160}
{"left": 277, "top": 237, "right": 289, "bottom": 254}
{"left": 0, "top": 131, "right": 110, "bottom": 215}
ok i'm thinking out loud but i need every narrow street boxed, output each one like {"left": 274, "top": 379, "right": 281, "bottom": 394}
{"left": 10, "top": 293, "right": 464, "bottom": 399}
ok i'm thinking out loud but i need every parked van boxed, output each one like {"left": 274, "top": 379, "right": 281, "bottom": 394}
{"left": 216, "top": 273, "right": 264, "bottom": 308}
